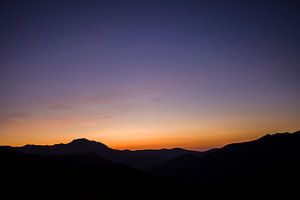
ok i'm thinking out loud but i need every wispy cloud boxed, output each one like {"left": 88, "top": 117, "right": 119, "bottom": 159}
{"left": 0, "top": 111, "right": 32, "bottom": 123}
{"left": 45, "top": 100, "right": 75, "bottom": 110}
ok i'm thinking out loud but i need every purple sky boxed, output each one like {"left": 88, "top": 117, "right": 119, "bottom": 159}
{"left": 0, "top": 0, "right": 299, "bottom": 149}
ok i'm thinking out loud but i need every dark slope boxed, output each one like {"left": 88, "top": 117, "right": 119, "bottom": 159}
{"left": 152, "top": 130, "right": 300, "bottom": 199}
{"left": 0, "top": 147, "right": 203, "bottom": 200}
{"left": 150, "top": 148, "right": 218, "bottom": 174}
{"left": 2, "top": 131, "right": 300, "bottom": 199}
{"left": 11, "top": 138, "right": 200, "bottom": 170}
{"left": 117, "top": 147, "right": 200, "bottom": 169}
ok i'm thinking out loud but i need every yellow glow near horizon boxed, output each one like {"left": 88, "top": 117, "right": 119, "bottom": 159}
{"left": 1, "top": 87, "right": 299, "bottom": 150}
{"left": 1, "top": 113, "right": 299, "bottom": 150}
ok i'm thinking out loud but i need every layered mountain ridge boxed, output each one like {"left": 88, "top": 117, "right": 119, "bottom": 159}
{"left": 1, "top": 130, "right": 300, "bottom": 199}
{"left": 9, "top": 138, "right": 200, "bottom": 170}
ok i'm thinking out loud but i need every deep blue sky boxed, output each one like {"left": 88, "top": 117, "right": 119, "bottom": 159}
{"left": 0, "top": 0, "right": 299, "bottom": 149}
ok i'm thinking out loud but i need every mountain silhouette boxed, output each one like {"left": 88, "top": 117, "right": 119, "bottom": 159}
{"left": 1, "top": 130, "right": 300, "bottom": 199}
{"left": 151, "top": 130, "right": 300, "bottom": 199}
{"left": 0, "top": 147, "right": 202, "bottom": 200}
{"left": 10, "top": 138, "right": 200, "bottom": 170}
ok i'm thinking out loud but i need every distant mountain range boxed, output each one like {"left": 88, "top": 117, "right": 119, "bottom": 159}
{"left": 1, "top": 130, "right": 300, "bottom": 199}
{"left": 7, "top": 138, "right": 200, "bottom": 170}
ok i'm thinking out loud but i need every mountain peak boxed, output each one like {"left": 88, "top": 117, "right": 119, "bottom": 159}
{"left": 69, "top": 138, "right": 109, "bottom": 148}
{"left": 258, "top": 132, "right": 291, "bottom": 141}
{"left": 70, "top": 138, "right": 93, "bottom": 144}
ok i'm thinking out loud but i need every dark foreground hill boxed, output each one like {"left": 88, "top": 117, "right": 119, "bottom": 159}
{"left": 151, "top": 130, "right": 300, "bottom": 199}
{"left": 9, "top": 138, "right": 200, "bottom": 170}
{"left": 0, "top": 147, "right": 203, "bottom": 200}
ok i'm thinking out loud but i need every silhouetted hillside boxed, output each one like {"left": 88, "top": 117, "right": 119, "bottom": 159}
{"left": 1, "top": 130, "right": 300, "bottom": 199}
{"left": 151, "top": 130, "right": 300, "bottom": 199}
{"left": 10, "top": 138, "right": 199, "bottom": 170}
{"left": 0, "top": 147, "right": 202, "bottom": 200}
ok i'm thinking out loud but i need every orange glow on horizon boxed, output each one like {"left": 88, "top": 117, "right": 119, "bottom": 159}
{"left": 0, "top": 97, "right": 299, "bottom": 150}
{"left": 1, "top": 127, "right": 299, "bottom": 151}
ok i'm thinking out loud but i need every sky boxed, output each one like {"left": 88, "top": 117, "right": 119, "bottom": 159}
{"left": 0, "top": 0, "right": 299, "bottom": 150}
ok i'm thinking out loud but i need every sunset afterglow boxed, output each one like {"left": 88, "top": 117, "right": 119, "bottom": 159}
{"left": 1, "top": 1, "right": 299, "bottom": 150}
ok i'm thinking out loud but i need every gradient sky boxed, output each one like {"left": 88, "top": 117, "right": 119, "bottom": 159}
{"left": 0, "top": 0, "right": 299, "bottom": 150}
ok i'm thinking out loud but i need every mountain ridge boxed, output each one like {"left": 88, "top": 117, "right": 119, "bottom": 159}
{"left": 8, "top": 137, "right": 200, "bottom": 170}
{"left": 151, "top": 130, "right": 300, "bottom": 181}
{"left": 1, "top": 130, "right": 300, "bottom": 199}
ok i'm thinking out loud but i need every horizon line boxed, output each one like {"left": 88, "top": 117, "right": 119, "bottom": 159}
{"left": 2, "top": 130, "right": 299, "bottom": 151}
